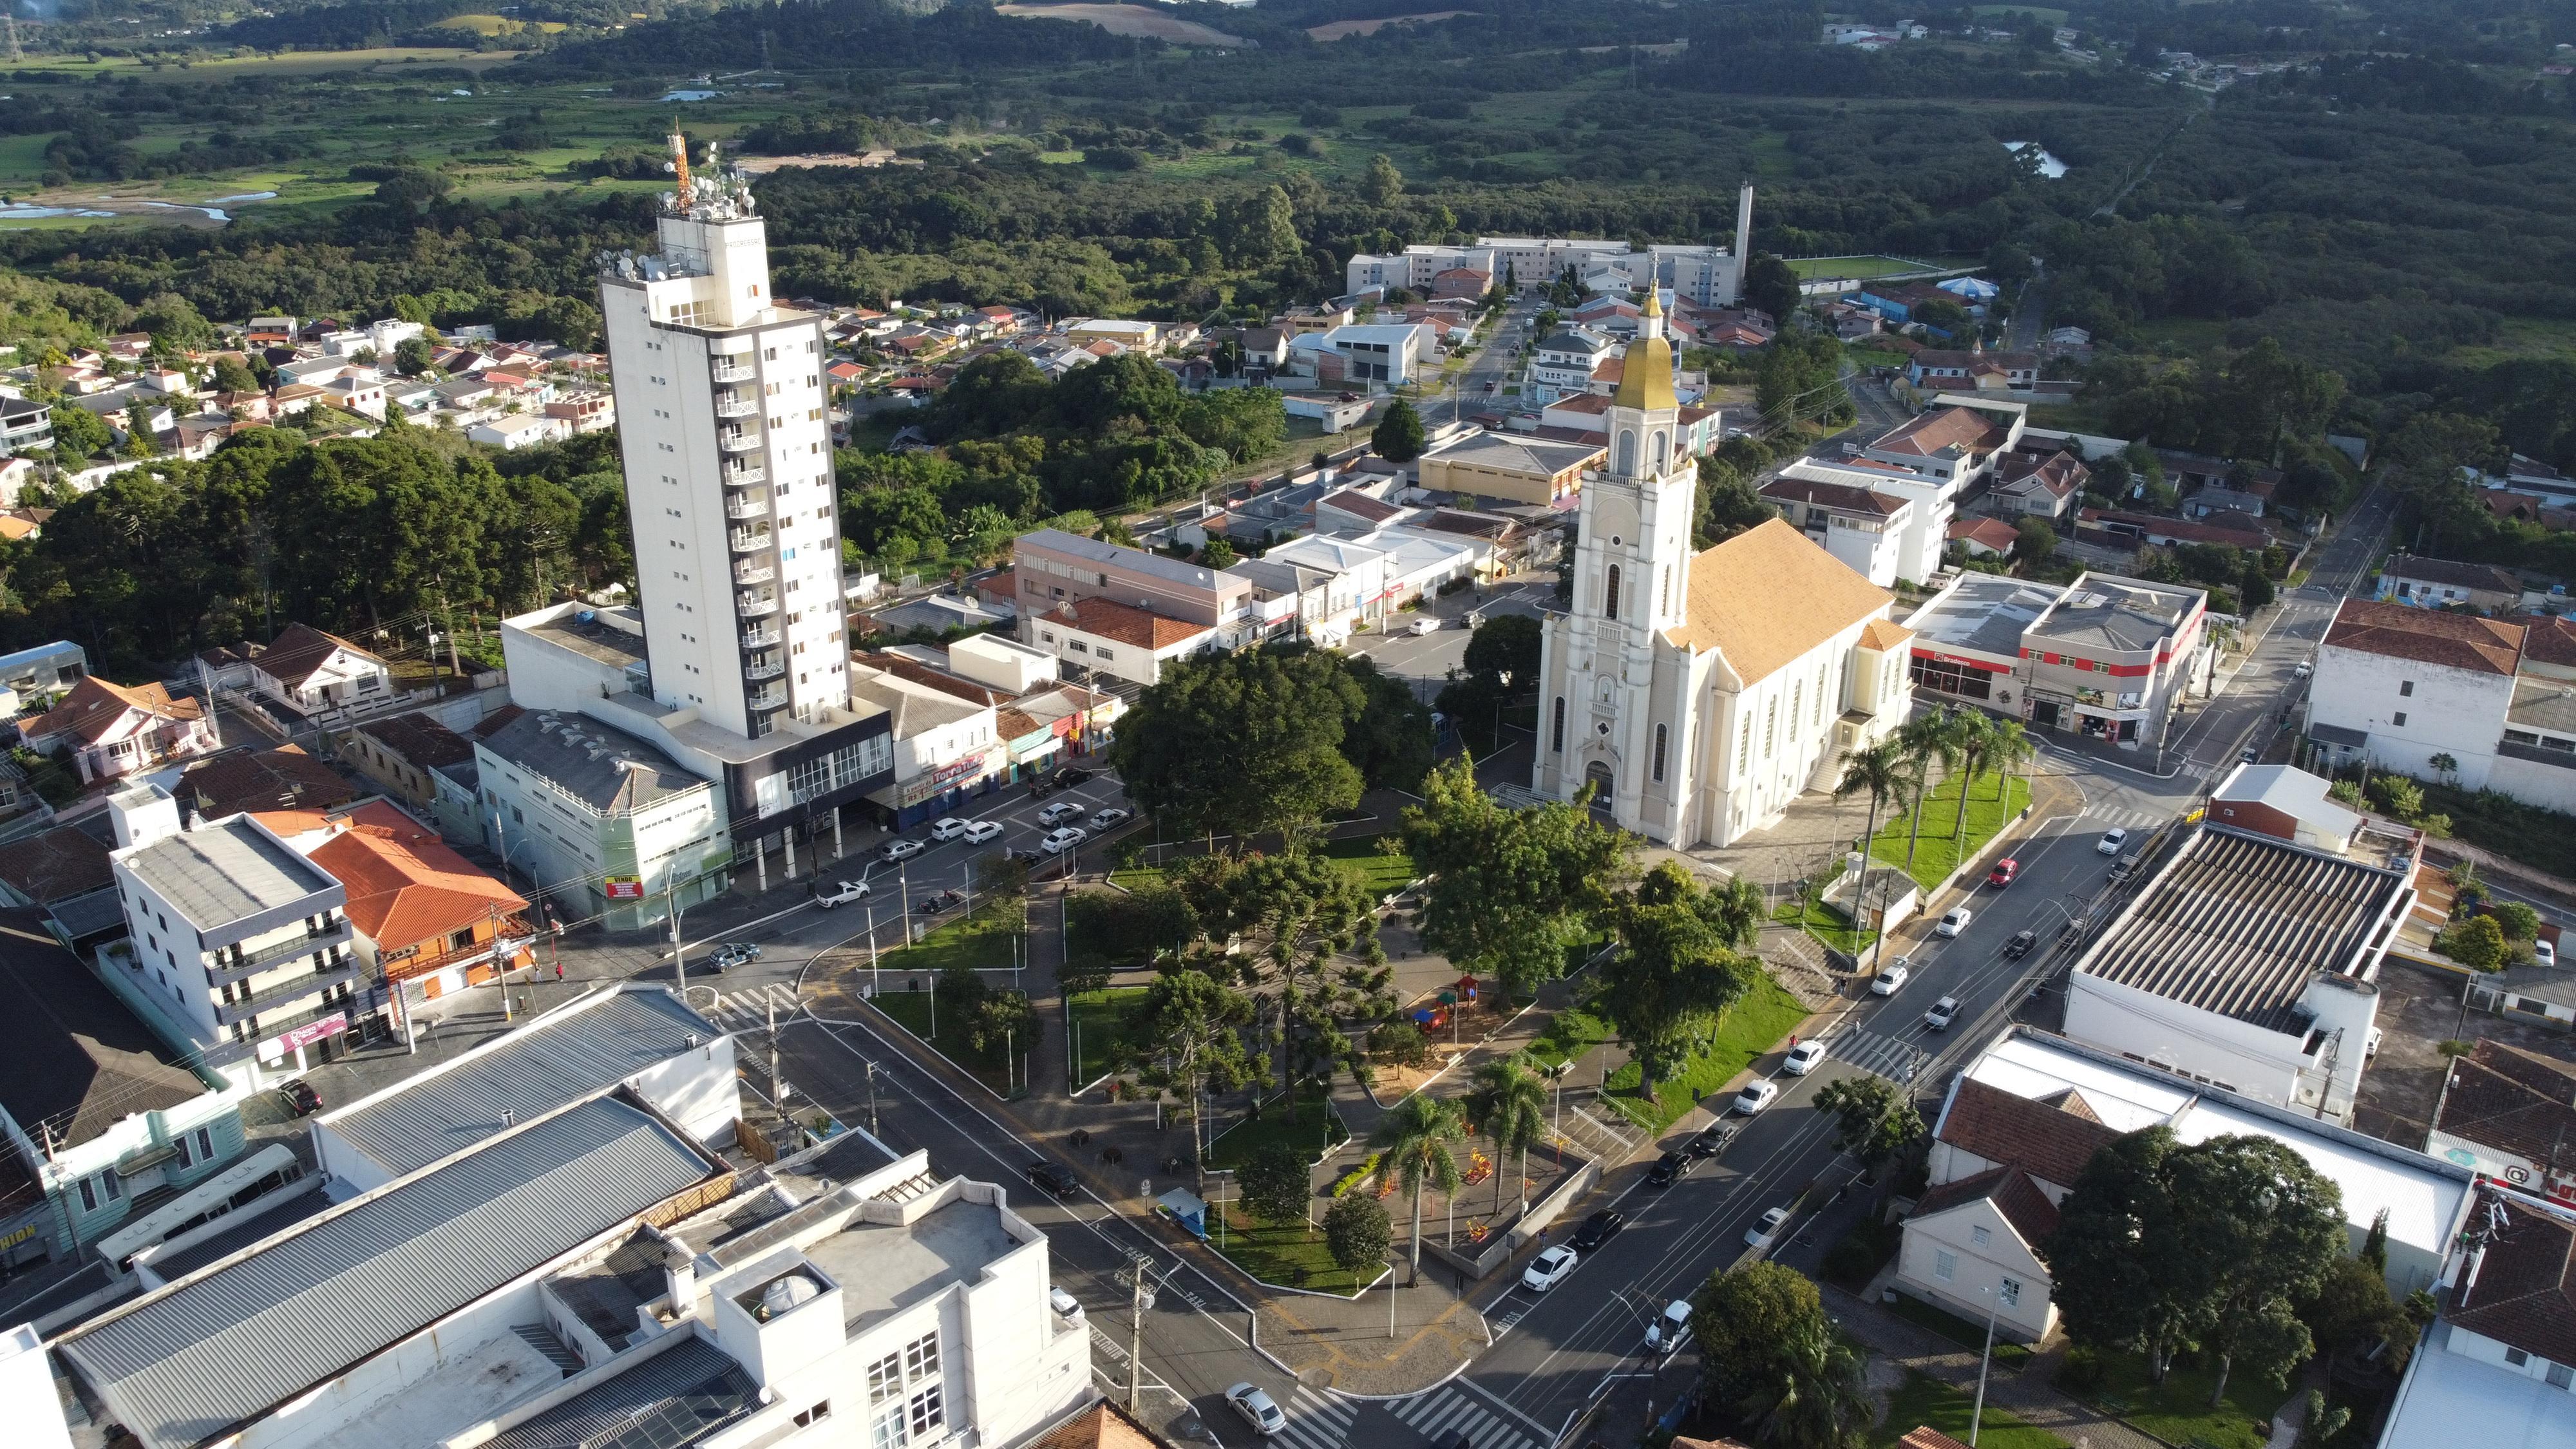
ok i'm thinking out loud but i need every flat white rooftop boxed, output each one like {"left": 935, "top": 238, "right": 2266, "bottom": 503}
{"left": 2380, "top": 1324, "right": 2576, "bottom": 1449}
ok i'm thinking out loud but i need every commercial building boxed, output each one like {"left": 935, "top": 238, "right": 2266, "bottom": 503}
{"left": 1895, "top": 1028, "right": 2474, "bottom": 1345}
{"left": 1030, "top": 596, "right": 1218, "bottom": 687}
{"left": 103, "top": 786, "right": 363, "bottom": 1086}
{"left": 2377, "top": 1184, "right": 2576, "bottom": 1449}
{"left": 1416, "top": 431, "right": 1602, "bottom": 507}
{"left": 2308, "top": 598, "right": 2525, "bottom": 784}
{"left": 2063, "top": 815, "right": 2420, "bottom": 1122}
{"left": 475, "top": 708, "right": 737, "bottom": 930}
{"left": 1532, "top": 294, "right": 1915, "bottom": 848}
{"left": 1343, "top": 186, "right": 1754, "bottom": 305}
{"left": 2016, "top": 573, "right": 2209, "bottom": 752}
{"left": 849, "top": 665, "right": 1005, "bottom": 829}
{"left": 587, "top": 138, "right": 895, "bottom": 880}
{"left": 1902, "top": 574, "right": 2062, "bottom": 711}
{"left": 1011, "top": 527, "right": 1252, "bottom": 629}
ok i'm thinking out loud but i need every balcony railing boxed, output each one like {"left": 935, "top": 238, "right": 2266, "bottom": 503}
{"left": 209, "top": 922, "right": 352, "bottom": 985}
{"left": 724, "top": 463, "right": 766, "bottom": 487}
{"left": 728, "top": 529, "right": 770, "bottom": 554}
{"left": 216, "top": 960, "right": 361, "bottom": 1027}
{"left": 384, "top": 920, "right": 535, "bottom": 986}
{"left": 744, "top": 660, "right": 785, "bottom": 682}
{"left": 714, "top": 395, "right": 757, "bottom": 419}
{"left": 746, "top": 687, "right": 788, "bottom": 712}
{"left": 734, "top": 563, "right": 775, "bottom": 586}
{"left": 725, "top": 497, "right": 770, "bottom": 521}
{"left": 719, "top": 430, "right": 762, "bottom": 454}
{"left": 737, "top": 593, "right": 779, "bottom": 618}
{"left": 710, "top": 360, "right": 755, "bottom": 384}
{"left": 741, "top": 626, "right": 781, "bottom": 649}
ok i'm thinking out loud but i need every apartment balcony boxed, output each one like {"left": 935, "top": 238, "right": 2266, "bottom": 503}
{"left": 714, "top": 394, "right": 758, "bottom": 419}
{"left": 214, "top": 960, "right": 361, "bottom": 1028}
{"left": 744, "top": 659, "right": 785, "bottom": 682}
{"left": 737, "top": 592, "right": 780, "bottom": 618}
{"left": 710, "top": 359, "right": 755, "bottom": 384}
{"left": 208, "top": 921, "right": 352, "bottom": 987}
{"left": 384, "top": 920, "right": 535, "bottom": 986}
{"left": 728, "top": 528, "right": 771, "bottom": 554}
{"left": 719, "top": 430, "right": 762, "bottom": 454}
{"left": 741, "top": 626, "right": 781, "bottom": 649}
{"left": 746, "top": 686, "right": 788, "bottom": 712}
{"left": 734, "top": 562, "right": 775, "bottom": 586}
{"left": 725, "top": 497, "right": 770, "bottom": 522}
{"left": 724, "top": 463, "right": 766, "bottom": 487}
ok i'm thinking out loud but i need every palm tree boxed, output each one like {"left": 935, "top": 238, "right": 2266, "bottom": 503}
{"left": 1896, "top": 708, "right": 1962, "bottom": 867}
{"left": 1987, "top": 717, "right": 2036, "bottom": 809}
{"left": 1369, "top": 1094, "right": 1466, "bottom": 1274}
{"left": 1946, "top": 709, "right": 1998, "bottom": 846}
{"left": 1464, "top": 1054, "right": 1549, "bottom": 1215}
{"left": 1834, "top": 740, "right": 1908, "bottom": 971}
{"left": 1737, "top": 1325, "right": 1871, "bottom": 1449}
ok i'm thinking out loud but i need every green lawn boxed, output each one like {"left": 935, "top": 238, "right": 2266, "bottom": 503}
{"left": 2068, "top": 1350, "right": 2279, "bottom": 1449}
{"left": 1067, "top": 987, "right": 1151, "bottom": 1087}
{"left": 1206, "top": 1088, "right": 1348, "bottom": 1168}
{"left": 1777, "top": 895, "right": 1871, "bottom": 957}
{"left": 1522, "top": 1003, "right": 1615, "bottom": 1074}
{"left": 870, "top": 988, "right": 1032, "bottom": 1099}
{"left": 1871, "top": 1370, "right": 2068, "bottom": 1449}
{"left": 1209, "top": 1205, "right": 1371, "bottom": 1296}
{"left": 1846, "top": 343, "right": 1912, "bottom": 369}
{"left": 1786, "top": 254, "right": 1937, "bottom": 280}
{"left": 1886, "top": 1290, "right": 2033, "bottom": 1365}
{"left": 1870, "top": 771, "right": 2034, "bottom": 895}
{"left": 863, "top": 905, "right": 1027, "bottom": 987}
{"left": 1321, "top": 832, "right": 1419, "bottom": 895}
{"left": 1598, "top": 972, "right": 1812, "bottom": 1133}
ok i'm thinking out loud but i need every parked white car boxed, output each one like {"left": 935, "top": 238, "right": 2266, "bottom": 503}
{"left": 1048, "top": 1286, "right": 1084, "bottom": 1328}
{"left": 1645, "top": 1299, "right": 1692, "bottom": 1356}
{"left": 961, "top": 819, "right": 1004, "bottom": 845}
{"left": 1924, "top": 996, "right": 1960, "bottom": 1031}
{"left": 1733, "top": 1079, "right": 1780, "bottom": 1115}
{"left": 929, "top": 817, "right": 971, "bottom": 842}
{"left": 1522, "top": 1245, "right": 1578, "bottom": 1292}
{"left": 812, "top": 880, "right": 872, "bottom": 909}
{"left": 1745, "top": 1205, "right": 1792, "bottom": 1249}
{"left": 1408, "top": 615, "right": 1442, "bottom": 636}
{"left": 1090, "top": 807, "right": 1132, "bottom": 831}
{"left": 1782, "top": 1040, "right": 1827, "bottom": 1075}
{"left": 1224, "top": 1383, "right": 1285, "bottom": 1438}
{"left": 1041, "top": 826, "right": 1089, "bottom": 854}
{"left": 2097, "top": 827, "right": 2128, "bottom": 856}
{"left": 1870, "top": 957, "right": 1911, "bottom": 996}
{"left": 1936, "top": 906, "right": 1972, "bottom": 938}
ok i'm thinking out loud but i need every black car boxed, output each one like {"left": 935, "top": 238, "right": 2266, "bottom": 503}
{"left": 1053, "top": 766, "right": 1094, "bottom": 788}
{"left": 707, "top": 941, "right": 761, "bottom": 972}
{"left": 278, "top": 1079, "right": 323, "bottom": 1117}
{"left": 1027, "top": 1161, "right": 1078, "bottom": 1197}
{"left": 1687, "top": 1123, "right": 1734, "bottom": 1160}
{"left": 2004, "top": 929, "right": 2038, "bottom": 960}
{"left": 1646, "top": 1150, "right": 1691, "bottom": 1188}
{"left": 1007, "top": 848, "right": 1045, "bottom": 866}
{"left": 1570, "top": 1209, "right": 1625, "bottom": 1251}
{"left": 1431, "top": 1431, "right": 1473, "bottom": 1449}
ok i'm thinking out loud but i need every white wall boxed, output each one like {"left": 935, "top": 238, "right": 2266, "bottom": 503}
{"left": 0, "top": 1323, "right": 71, "bottom": 1449}
{"left": 1895, "top": 1202, "right": 2055, "bottom": 1342}
{"left": 2063, "top": 969, "right": 2338, "bottom": 1117}
{"left": 2307, "top": 645, "right": 2510, "bottom": 787}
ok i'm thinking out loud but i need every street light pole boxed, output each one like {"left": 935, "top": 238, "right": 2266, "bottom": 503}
{"left": 1122, "top": 1266, "right": 1158, "bottom": 1410}
{"left": 1970, "top": 1286, "right": 2002, "bottom": 1447}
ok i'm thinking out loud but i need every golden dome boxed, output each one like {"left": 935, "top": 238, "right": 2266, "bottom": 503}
{"left": 1612, "top": 333, "right": 1676, "bottom": 413}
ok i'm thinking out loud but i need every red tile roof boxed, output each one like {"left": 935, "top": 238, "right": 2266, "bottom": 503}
{"left": 1046, "top": 596, "right": 1212, "bottom": 651}
{"left": 1936, "top": 1076, "right": 2120, "bottom": 1189}
{"left": 2448, "top": 1190, "right": 2576, "bottom": 1367}
{"left": 178, "top": 746, "right": 357, "bottom": 818}
{"left": 1949, "top": 517, "right": 2022, "bottom": 553}
{"left": 1759, "top": 475, "right": 1908, "bottom": 518}
{"left": 308, "top": 811, "right": 527, "bottom": 955}
{"left": 2518, "top": 612, "right": 2576, "bottom": 668}
{"left": 24, "top": 676, "right": 204, "bottom": 746}
{"left": 1870, "top": 406, "right": 2005, "bottom": 459}
{"left": 1909, "top": 1164, "right": 2062, "bottom": 1252}
{"left": 2324, "top": 598, "right": 2524, "bottom": 677}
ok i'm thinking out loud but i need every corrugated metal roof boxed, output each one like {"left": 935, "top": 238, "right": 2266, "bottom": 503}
{"left": 58, "top": 1096, "right": 715, "bottom": 1449}
{"left": 323, "top": 989, "right": 719, "bottom": 1179}
{"left": 482, "top": 1335, "right": 758, "bottom": 1449}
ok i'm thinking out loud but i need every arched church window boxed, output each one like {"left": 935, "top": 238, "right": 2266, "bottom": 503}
{"left": 1652, "top": 432, "right": 1668, "bottom": 471}
{"left": 1613, "top": 429, "right": 1636, "bottom": 475}
{"left": 1653, "top": 724, "right": 1668, "bottom": 783}
{"left": 1604, "top": 564, "right": 1622, "bottom": 621}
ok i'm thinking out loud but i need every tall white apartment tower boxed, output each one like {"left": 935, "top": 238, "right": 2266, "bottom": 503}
{"left": 601, "top": 137, "right": 848, "bottom": 739}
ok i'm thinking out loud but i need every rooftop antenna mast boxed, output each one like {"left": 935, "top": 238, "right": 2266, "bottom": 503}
{"left": 668, "top": 123, "right": 692, "bottom": 201}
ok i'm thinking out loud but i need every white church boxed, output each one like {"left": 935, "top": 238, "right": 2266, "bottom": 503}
{"left": 1530, "top": 293, "right": 1917, "bottom": 848}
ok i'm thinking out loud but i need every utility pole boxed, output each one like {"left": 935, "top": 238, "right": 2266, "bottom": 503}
{"left": 668, "top": 881, "right": 688, "bottom": 999}
{"left": 1969, "top": 1287, "right": 2002, "bottom": 1446}
{"left": 863, "top": 1058, "right": 881, "bottom": 1138}
{"left": 1121, "top": 1265, "right": 1157, "bottom": 1410}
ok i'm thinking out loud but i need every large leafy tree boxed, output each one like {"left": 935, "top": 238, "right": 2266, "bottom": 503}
{"left": 1400, "top": 757, "right": 1634, "bottom": 1001}
{"left": 1812, "top": 1075, "right": 1924, "bottom": 1168}
{"left": 1595, "top": 861, "right": 1759, "bottom": 1104}
{"left": 1463, "top": 1054, "right": 1548, "bottom": 1214}
{"left": 1112, "top": 969, "right": 1264, "bottom": 1160}
{"left": 2049, "top": 1127, "right": 2204, "bottom": 1382}
{"left": 1236, "top": 1143, "right": 1311, "bottom": 1230}
{"left": 1323, "top": 1195, "right": 1392, "bottom": 1277}
{"left": 1170, "top": 849, "right": 1390, "bottom": 1110}
{"left": 1692, "top": 1262, "right": 1836, "bottom": 1411}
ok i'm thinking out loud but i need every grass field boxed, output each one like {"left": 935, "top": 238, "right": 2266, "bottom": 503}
{"left": 1211, "top": 1203, "right": 1372, "bottom": 1296}
{"left": 1777, "top": 895, "right": 1870, "bottom": 958}
{"left": 1598, "top": 972, "right": 1810, "bottom": 1133}
{"left": 1206, "top": 1088, "right": 1348, "bottom": 1169}
{"left": 1870, "top": 770, "right": 2034, "bottom": 896}
{"left": 2069, "top": 1350, "right": 2278, "bottom": 1449}
{"left": 1871, "top": 1370, "right": 2067, "bottom": 1449}
{"left": 1068, "top": 986, "right": 1150, "bottom": 1086}
{"left": 871, "top": 988, "right": 1034, "bottom": 1099}
{"left": 1787, "top": 254, "right": 1939, "bottom": 280}
{"left": 863, "top": 905, "right": 1027, "bottom": 987}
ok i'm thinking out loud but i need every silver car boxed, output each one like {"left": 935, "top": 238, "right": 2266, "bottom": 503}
{"left": 1224, "top": 1383, "right": 1285, "bottom": 1437}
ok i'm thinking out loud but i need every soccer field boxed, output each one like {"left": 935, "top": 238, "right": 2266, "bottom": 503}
{"left": 1786, "top": 254, "right": 1940, "bottom": 281}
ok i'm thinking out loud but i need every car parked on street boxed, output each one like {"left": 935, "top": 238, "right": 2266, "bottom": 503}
{"left": 278, "top": 1079, "right": 323, "bottom": 1117}
{"left": 2097, "top": 827, "right": 2128, "bottom": 856}
{"left": 1924, "top": 996, "right": 1960, "bottom": 1030}
{"left": 1041, "top": 826, "right": 1088, "bottom": 854}
{"left": 1049, "top": 1287, "right": 1084, "bottom": 1328}
{"left": 2542, "top": 938, "right": 2561, "bottom": 967}
{"left": 961, "top": 819, "right": 1004, "bottom": 845}
{"left": 1225, "top": 1383, "right": 1285, "bottom": 1438}
{"left": 1027, "top": 1161, "right": 1077, "bottom": 1197}
{"left": 1090, "top": 807, "right": 1131, "bottom": 831}
{"left": 2294, "top": 659, "right": 2312, "bottom": 679}
{"left": 1936, "top": 906, "right": 1972, "bottom": 937}
{"left": 1647, "top": 1150, "right": 1692, "bottom": 1188}
{"left": 917, "top": 889, "right": 966, "bottom": 914}
{"left": 813, "top": 879, "right": 873, "bottom": 908}
{"left": 1871, "top": 957, "right": 1911, "bottom": 995}
{"left": 1408, "top": 616, "right": 1442, "bottom": 636}
{"left": 929, "top": 817, "right": 971, "bottom": 842}
{"left": 1687, "top": 1122, "right": 1734, "bottom": 1159}
{"left": 1745, "top": 1205, "right": 1792, "bottom": 1249}
{"left": 1783, "top": 1039, "right": 1827, "bottom": 1075}
{"left": 1646, "top": 1298, "right": 1692, "bottom": 1356}
{"left": 1987, "top": 858, "right": 2018, "bottom": 887}
{"left": 1522, "top": 1245, "right": 1578, "bottom": 1292}
{"left": 1038, "top": 801, "right": 1085, "bottom": 826}
{"left": 2005, "top": 929, "right": 2038, "bottom": 959}
{"left": 1733, "top": 1079, "right": 1780, "bottom": 1114}
{"left": 1571, "top": 1210, "right": 1625, "bottom": 1251}
{"left": 1053, "top": 766, "right": 1094, "bottom": 788}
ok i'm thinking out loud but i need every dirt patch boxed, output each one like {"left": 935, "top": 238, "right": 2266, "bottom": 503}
{"left": 995, "top": 3, "right": 1249, "bottom": 46}
{"left": 734, "top": 151, "right": 922, "bottom": 174}
{"left": 1306, "top": 10, "right": 1474, "bottom": 41}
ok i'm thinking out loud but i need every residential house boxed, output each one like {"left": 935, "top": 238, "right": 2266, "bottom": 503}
{"left": 1861, "top": 404, "right": 2018, "bottom": 490}
{"left": 2427, "top": 1039, "right": 2576, "bottom": 1206}
{"left": 1528, "top": 329, "right": 1618, "bottom": 406}
{"left": 2186, "top": 475, "right": 2274, "bottom": 520}
{"left": 321, "top": 375, "right": 387, "bottom": 421}
{"left": 1988, "top": 448, "right": 2085, "bottom": 521}
{"left": 103, "top": 785, "right": 365, "bottom": 1086}
{"left": 2062, "top": 813, "right": 2421, "bottom": 1122}
{"left": 309, "top": 804, "right": 532, "bottom": 1031}
{"left": 242, "top": 316, "right": 296, "bottom": 346}
{"left": 2077, "top": 506, "right": 2273, "bottom": 554}
{"left": 1947, "top": 516, "right": 2021, "bottom": 560}
{"left": 1758, "top": 474, "right": 1918, "bottom": 587}
{"left": 19, "top": 677, "right": 220, "bottom": 786}
{"left": 1906, "top": 347, "right": 2038, "bottom": 392}
{"left": 1030, "top": 597, "right": 1218, "bottom": 687}
{"left": 341, "top": 710, "right": 476, "bottom": 817}
{"left": 1897, "top": 1028, "right": 2474, "bottom": 1345}
{"left": 1066, "top": 318, "right": 1161, "bottom": 353}
{"left": 176, "top": 745, "right": 359, "bottom": 819}
{"left": 474, "top": 709, "right": 731, "bottom": 932}
{"left": 211, "top": 621, "right": 397, "bottom": 725}
{"left": 0, "top": 819, "right": 120, "bottom": 949}
{"left": 1417, "top": 431, "right": 1602, "bottom": 507}
{"left": 0, "top": 455, "right": 39, "bottom": 506}
{"left": 544, "top": 391, "right": 616, "bottom": 433}
{"left": 2376, "top": 553, "right": 2527, "bottom": 614}
{"left": 0, "top": 397, "right": 52, "bottom": 456}
{"left": 1775, "top": 457, "right": 1958, "bottom": 584}
{"left": 2376, "top": 1184, "right": 2576, "bottom": 1449}
{"left": 469, "top": 413, "right": 571, "bottom": 450}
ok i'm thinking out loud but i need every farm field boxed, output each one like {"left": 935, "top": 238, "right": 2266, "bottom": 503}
{"left": 994, "top": 3, "right": 1248, "bottom": 45}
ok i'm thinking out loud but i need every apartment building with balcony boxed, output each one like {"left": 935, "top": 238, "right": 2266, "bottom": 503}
{"left": 101, "top": 785, "right": 362, "bottom": 1088}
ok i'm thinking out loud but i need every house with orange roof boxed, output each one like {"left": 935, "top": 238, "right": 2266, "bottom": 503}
{"left": 307, "top": 804, "right": 533, "bottom": 1015}
{"left": 1032, "top": 596, "right": 1219, "bottom": 687}
{"left": 19, "top": 676, "right": 220, "bottom": 786}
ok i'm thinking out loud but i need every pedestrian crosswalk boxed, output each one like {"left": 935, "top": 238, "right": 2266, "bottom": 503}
{"left": 1386, "top": 1381, "right": 1544, "bottom": 1449}
{"left": 1826, "top": 1026, "right": 1929, "bottom": 1085}
{"left": 2083, "top": 805, "right": 2166, "bottom": 833}
{"left": 699, "top": 982, "right": 803, "bottom": 1030}
{"left": 1271, "top": 1384, "right": 1358, "bottom": 1449}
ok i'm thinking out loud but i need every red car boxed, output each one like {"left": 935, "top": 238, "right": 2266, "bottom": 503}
{"left": 1987, "top": 858, "right": 2019, "bottom": 887}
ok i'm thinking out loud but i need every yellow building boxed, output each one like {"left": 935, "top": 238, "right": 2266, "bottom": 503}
{"left": 1417, "top": 431, "right": 1604, "bottom": 506}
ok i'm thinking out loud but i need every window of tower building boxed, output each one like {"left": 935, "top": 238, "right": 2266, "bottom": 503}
{"left": 1605, "top": 565, "right": 1621, "bottom": 621}
{"left": 789, "top": 734, "right": 894, "bottom": 804}
{"left": 1614, "top": 430, "right": 1636, "bottom": 474}
{"left": 1551, "top": 697, "right": 1565, "bottom": 753}
{"left": 1653, "top": 724, "right": 1667, "bottom": 782}
{"left": 1908, "top": 654, "right": 1994, "bottom": 701}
